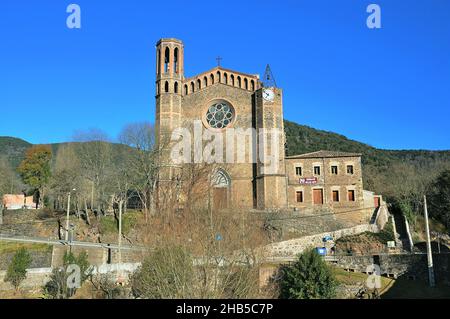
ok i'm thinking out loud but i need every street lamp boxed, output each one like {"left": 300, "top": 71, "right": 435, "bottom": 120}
{"left": 65, "top": 188, "right": 76, "bottom": 241}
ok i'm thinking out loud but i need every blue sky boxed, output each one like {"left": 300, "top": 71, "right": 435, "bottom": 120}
{"left": 1, "top": 0, "right": 449, "bottom": 150}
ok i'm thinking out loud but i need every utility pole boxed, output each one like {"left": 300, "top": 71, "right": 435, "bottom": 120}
{"left": 117, "top": 199, "right": 124, "bottom": 285}
{"left": 0, "top": 202, "right": 3, "bottom": 225}
{"left": 65, "top": 189, "right": 76, "bottom": 241}
{"left": 118, "top": 199, "right": 123, "bottom": 266}
{"left": 423, "top": 195, "right": 435, "bottom": 287}
{"left": 65, "top": 192, "right": 71, "bottom": 241}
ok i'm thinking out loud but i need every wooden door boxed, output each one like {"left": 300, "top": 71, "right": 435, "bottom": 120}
{"left": 374, "top": 196, "right": 381, "bottom": 208}
{"left": 313, "top": 189, "right": 323, "bottom": 205}
{"left": 213, "top": 188, "right": 228, "bottom": 210}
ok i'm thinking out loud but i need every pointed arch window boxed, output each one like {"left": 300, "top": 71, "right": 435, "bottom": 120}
{"left": 244, "top": 78, "right": 248, "bottom": 90}
{"left": 157, "top": 49, "right": 161, "bottom": 74}
{"left": 210, "top": 74, "right": 215, "bottom": 85}
{"left": 184, "top": 84, "right": 188, "bottom": 95}
{"left": 174, "top": 48, "right": 179, "bottom": 73}
{"left": 164, "top": 47, "right": 170, "bottom": 73}
{"left": 197, "top": 79, "right": 201, "bottom": 90}
{"left": 164, "top": 81, "right": 169, "bottom": 93}
{"left": 212, "top": 169, "right": 231, "bottom": 188}
{"left": 174, "top": 82, "right": 179, "bottom": 93}
{"left": 204, "top": 76, "right": 208, "bottom": 87}
{"left": 230, "top": 74, "right": 235, "bottom": 86}
{"left": 237, "top": 76, "right": 242, "bottom": 88}
{"left": 191, "top": 82, "right": 195, "bottom": 93}
{"left": 224, "top": 73, "right": 228, "bottom": 85}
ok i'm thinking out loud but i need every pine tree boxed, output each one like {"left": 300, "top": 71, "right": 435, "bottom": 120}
{"left": 279, "top": 249, "right": 337, "bottom": 299}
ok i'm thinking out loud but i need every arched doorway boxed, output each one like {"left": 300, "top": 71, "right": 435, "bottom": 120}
{"left": 211, "top": 169, "right": 230, "bottom": 210}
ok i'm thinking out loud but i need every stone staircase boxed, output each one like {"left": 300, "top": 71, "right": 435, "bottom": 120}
{"left": 392, "top": 212, "right": 412, "bottom": 252}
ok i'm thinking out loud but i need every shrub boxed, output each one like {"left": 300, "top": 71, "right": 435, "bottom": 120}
{"left": 43, "top": 250, "right": 91, "bottom": 299}
{"left": 279, "top": 249, "right": 337, "bottom": 299}
{"left": 4, "top": 247, "right": 32, "bottom": 290}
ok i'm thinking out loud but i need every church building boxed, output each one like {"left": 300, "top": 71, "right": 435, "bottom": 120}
{"left": 154, "top": 38, "right": 376, "bottom": 214}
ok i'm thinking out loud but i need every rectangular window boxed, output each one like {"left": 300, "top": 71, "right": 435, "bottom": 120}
{"left": 348, "top": 190, "right": 355, "bottom": 202}
{"left": 314, "top": 166, "right": 321, "bottom": 175}
{"left": 332, "top": 190, "right": 339, "bottom": 202}
{"left": 296, "top": 191, "right": 303, "bottom": 203}
{"left": 295, "top": 166, "right": 302, "bottom": 176}
{"left": 347, "top": 165, "right": 354, "bottom": 174}
{"left": 331, "top": 166, "right": 338, "bottom": 175}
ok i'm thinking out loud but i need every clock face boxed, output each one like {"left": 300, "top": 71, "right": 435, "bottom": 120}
{"left": 263, "top": 89, "right": 275, "bottom": 102}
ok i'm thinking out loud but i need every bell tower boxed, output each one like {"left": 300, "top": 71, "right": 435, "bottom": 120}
{"left": 255, "top": 84, "right": 288, "bottom": 210}
{"left": 155, "top": 38, "right": 184, "bottom": 205}
{"left": 155, "top": 38, "right": 184, "bottom": 146}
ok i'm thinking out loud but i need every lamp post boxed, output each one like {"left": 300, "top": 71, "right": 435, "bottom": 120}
{"left": 117, "top": 199, "right": 124, "bottom": 285}
{"left": 423, "top": 195, "right": 435, "bottom": 287}
{"left": 65, "top": 189, "right": 76, "bottom": 241}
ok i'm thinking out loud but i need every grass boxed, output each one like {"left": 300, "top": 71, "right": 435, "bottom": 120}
{"left": 0, "top": 242, "right": 52, "bottom": 254}
{"left": 336, "top": 217, "right": 395, "bottom": 247}
{"left": 332, "top": 267, "right": 393, "bottom": 289}
{"left": 332, "top": 267, "right": 450, "bottom": 299}
{"left": 99, "top": 211, "right": 139, "bottom": 236}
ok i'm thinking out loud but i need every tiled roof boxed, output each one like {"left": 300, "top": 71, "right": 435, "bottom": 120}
{"left": 286, "top": 150, "right": 362, "bottom": 159}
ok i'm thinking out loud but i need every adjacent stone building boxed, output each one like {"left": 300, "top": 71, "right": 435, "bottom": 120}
{"left": 285, "top": 151, "right": 364, "bottom": 211}
{"left": 154, "top": 38, "right": 379, "bottom": 217}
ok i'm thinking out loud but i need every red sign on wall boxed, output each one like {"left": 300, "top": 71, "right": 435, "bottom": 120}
{"left": 299, "top": 177, "right": 318, "bottom": 185}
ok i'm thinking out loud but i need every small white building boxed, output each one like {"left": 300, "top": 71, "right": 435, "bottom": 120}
{"left": 2, "top": 194, "right": 37, "bottom": 210}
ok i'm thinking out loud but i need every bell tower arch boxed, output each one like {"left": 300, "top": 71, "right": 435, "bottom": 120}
{"left": 155, "top": 38, "right": 184, "bottom": 207}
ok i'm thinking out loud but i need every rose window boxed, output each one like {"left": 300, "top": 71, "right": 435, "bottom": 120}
{"left": 205, "top": 102, "right": 234, "bottom": 129}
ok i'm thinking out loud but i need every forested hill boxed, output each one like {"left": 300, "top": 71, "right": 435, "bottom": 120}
{"left": 0, "top": 137, "right": 128, "bottom": 171}
{"left": 284, "top": 120, "right": 450, "bottom": 167}
{"left": 1, "top": 120, "right": 450, "bottom": 198}
{"left": 0, "top": 136, "right": 32, "bottom": 169}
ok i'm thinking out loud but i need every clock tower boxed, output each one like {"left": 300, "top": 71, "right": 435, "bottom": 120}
{"left": 255, "top": 86, "right": 288, "bottom": 209}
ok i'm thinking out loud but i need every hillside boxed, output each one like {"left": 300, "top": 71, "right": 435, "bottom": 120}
{"left": 0, "top": 136, "right": 32, "bottom": 169}
{"left": 284, "top": 120, "right": 450, "bottom": 167}
{"left": 1, "top": 120, "right": 449, "bottom": 200}
{"left": 0, "top": 137, "right": 131, "bottom": 171}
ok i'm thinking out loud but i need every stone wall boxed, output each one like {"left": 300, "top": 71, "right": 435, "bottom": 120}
{"left": 0, "top": 267, "right": 52, "bottom": 291}
{"left": 0, "top": 250, "right": 52, "bottom": 270}
{"left": 265, "top": 223, "right": 376, "bottom": 258}
{"left": 334, "top": 253, "right": 450, "bottom": 282}
{"left": 374, "top": 204, "right": 389, "bottom": 231}
{"left": 51, "top": 245, "right": 108, "bottom": 267}
{"left": 0, "top": 263, "right": 142, "bottom": 291}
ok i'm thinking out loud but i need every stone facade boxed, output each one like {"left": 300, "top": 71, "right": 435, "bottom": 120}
{"left": 155, "top": 38, "right": 286, "bottom": 210}
{"left": 154, "top": 38, "right": 379, "bottom": 214}
{"left": 285, "top": 151, "right": 364, "bottom": 214}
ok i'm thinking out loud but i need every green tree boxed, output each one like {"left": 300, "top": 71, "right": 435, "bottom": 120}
{"left": 17, "top": 145, "right": 52, "bottom": 208}
{"left": 279, "top": 249, "right": 337, "bottom": 299}
{"left": 44, "top": 250, "right": 91, "bottom": 299}
{"left": 4, "top": 247, "right": 32, "bottom": 290}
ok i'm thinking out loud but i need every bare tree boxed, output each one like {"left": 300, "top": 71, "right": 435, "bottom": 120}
{"left": 131, "top": 163, "right": 269, "bottom": 299}
{"left": 118, "top": 123, "right": 158, "bottom": 221}
{"left": 72, "top": 129, "right": 113, "bottom": 217}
